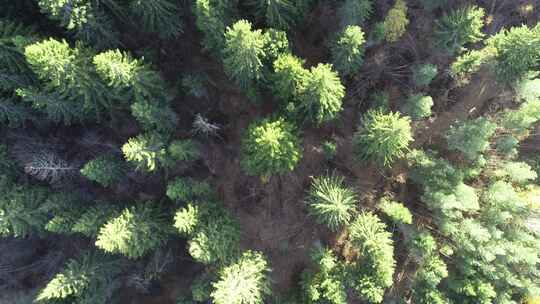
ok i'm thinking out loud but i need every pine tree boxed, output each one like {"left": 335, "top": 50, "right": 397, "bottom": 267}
{"left": 223, "top": 20, "right": 266, "bottom": 90}
{"left": 337, "top": 0, "right": 372, "bottom": 28}
{"left": 174, "top": 201, "right": 240, "bottom": 265}
{"left": 306, "top": 174, "right": 357, "bottom": 231}
{"left": 331, "top": 25, "right": 365, "bottom": 77}
{"left": 36, "top": 252, "right": 121, "bottom": 303}
{"left": 353, "top": 110, "right": 413, "bottom": 167}
{"left": 95, "top": 202, "right": 169, "bottom": 259}
{"left": 122, "top": 133, "right": 169, "bottom": 172}
{"left": 435, "top": 5, "right": 485, "bottom": 54}
{"left": 446, "top": 117, "right": 496, "bottom": 161}
{"left": 80, "top": 154, "right": 124, "bottom": 187}
{"left": 241, "top": 117, "right": 302, "bottom": 180}
{"left": 128, "top": 0, "right": 183, "bottom": 39}
{"left": 37, "top": 0, "right": 120, "bottom": 49}
{"left": 299, "top": 64, "right": 345, "bottom": 125}
{"left": 211, "top": 250, "right": 271, "bottom": 304}
{"left": 383, "top": 0, "right": 409, "bottom": 43}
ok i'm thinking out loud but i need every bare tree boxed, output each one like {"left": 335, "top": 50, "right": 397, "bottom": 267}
{"left": 192, "top": 113, "right": 220, "bottom": 137}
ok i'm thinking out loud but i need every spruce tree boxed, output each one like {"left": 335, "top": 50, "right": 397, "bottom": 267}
{"left": 337, "top": 0, "right": 372, "bottom": 28}
{"left": 211, "top": 250, "right": 271, "bottom": 304}
{"left": 128, "top": 0, "right": 183, "bottom": 39}
{"left": 80, "top": 154, "right": 124, "bottom": 187}
{"left": 253, "top": 0, "right": 298, "bottom": 30}
{"left": 271, "top": 53, "right": 309, "bottom": 104}
{"left": 223, "top": 20, "right": 266, "bottom": 90}
{"left": 446, "top": 117, "right": 496, "bottom": 161}
{"left": 193, "top": 0, "right": 235, "bottom": 56}
{"left": 301, "top": 247, "right": 348, "bottom": 304}
{"left": 95, "top": 202, "right": 169, "bottom": 259}
{"left": 241, "top": 117, "right": 302, "bottom": 180}
{"left": 402, "top": 94, "right": 433, "bottom": 120}
{"left": 122, "top": 133, "right": 169, "bottom": 172}
{"left": 331, "top": 25, "right": 365, "bottom": 77}
{"left": 130, "top": 100, "right": 178, "bottom": 134}
{"left": 72, "top": 205, "right": 120, "bottom": 238}
{"left": 434, "top": 5, "right": 485, "bottom": 54}
{"left": 383, "top": 0, "right": 409, "bottom": 42}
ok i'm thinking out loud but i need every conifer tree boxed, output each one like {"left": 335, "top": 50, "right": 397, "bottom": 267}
{"left": 241, "top": 117, "right": 302, "bottom": 180}
{"left": 446, "top": 117, "right": 496, "bottom": 161}
{"left": 434, "top": 5, "right": 485, "bottom": 54}
{"left": 211, "top": 250, "right": 271, "bottom": 304}
{"left": 301, "top": 247, "right": 348, "bottom": 304}
{"left": 379, "top": 197, "right": 413, "bottom": 225}
{"left": 412, "top": 63, "right": 438, "bottom": 87}
{"left": 223, "top": 20, "right": 266, "bottom": 90}
{"left": 122, "top": 133, "right": 169, "bottom": 172}
{"left": 253, "top": 0, "right": 298, "bottom": 30}
{"left": 80, "top": 154, "right": 124, "bottom": 187}
{"left": 299, "top": 64, "right": 345, "bottom": 125}
{"left": 383, "top": 0, "right": 409, "bottom": 42}
{"left": 271, "top": 53, "right": 309, "bottom": 104}
{"left": 168, "top": 139, "right": 200, "bottom": 162}
{"left": 353, "top": 110, "right": 413, "bottom": 167}
{"left": 167, "top": 178, "right": 214, "bottom": 202}
{"left": 402, "top": 94, "right": 433, "bottom": 120}
{"left": 128, "top": 0, "right": 183, "bottom": 39}
{"left": 331, "top": 25, "right": 365, "bottom": 77}
{"left": 193, "top": 0, "right": 235, "bottom": 56}
{"left": 36, "top": 252, "right": 121, "bottom": 303}
{"left": 174, "top": 201, "right": 240, "bottom": 265}
{"left": 95, "top": 202, "right": 169, "bottom": 259}
{"left": 130, "top": 100, "right": 178, "bottom": 134}
{"left": 72, "top": 205, "right": 120, "bottom": 238}
{"left": 337, "top": 0, "right": 372, "bottom": 28}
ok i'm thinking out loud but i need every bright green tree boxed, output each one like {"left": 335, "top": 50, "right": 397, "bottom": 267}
{"left": 331, "top": 25, "right": 365, "bottom": 77}
{"left": 337, "top": 0, "right": 372, "bottom": 28}
{"left": 241, "top": 117, "right": 302, "bottom": 180}
{"left": 262, "top": 28, "right": 290, "bottom": 65}
{"left": 435, "top": 5, "right": 485, "bottom": 54}
{"left": 353, "top": 110, "right": 413, "bottom": 167}
{"left": 72, "top": 205, "right": 120, "bottom": 238}
{"left": 174, "top": 201, "right": 240, "bottom": 264}
{"left": 128, "top": 0, "right": 183, "bottom": 38}
{"left": 379, "top": 197, "right": 412, "bottom": 225}
{"left": 80, "top": 154, "right": 124, "bottom": 187}
{"left": 122, "top": 133, "right": 169, "bottom": 172}
{"left": 223, "top": 20, "right": 266, "bottom": 90}
{"left": 446, "top": 117, "right": 496, "bottom": 161}
{"left": 299, "top": 64, "right": 345, "bottom": 124}
{"left": 306, "top": 174, "right": 357, "bottom": 231}
{"left": 211, "top": 250, "right": 271, "bottom": 304}
{"left": 95, "top": 202, "right": 169, "bottom": 259}
{"left": 301, "top": 247, "right": 347, "bottom": 304}
{"left": 271, "top": 53, "right": 309, "bottom": 103}
{"left": 35, "top": 252, "right": 121, "bottom": 304}
{"left": 347, "top": 212, "right": 396, "bottom": 303}
{"left": 383, "top": 0, "right": 409, "bottom": 42}
{"left": 402, "top": 94, "right": 433, "bottom": 119}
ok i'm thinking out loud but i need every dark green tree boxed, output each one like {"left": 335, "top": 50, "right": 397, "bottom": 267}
{"left": 95, "top": 202, "right": 170, "bottom": 259}
{"left": 72, "top": 204, "right": 120, "bottom": 238}
{"left": 331, "top": 25, "right": 365, "bottom": 77}
{"left": 412, "top": 63, "right": 438, "bottom": 87}
{"left": 434, "top": 5, "right": 485, "bottom": 54}
{"left": 168, "top": 139, "right": 200, "bottom": 162}
{"left": 128, "top": 0, "right": 183, "bottom": 39}
{"left": 402, "top": 94, "right": 433, "bottom": 120}
{"left": 223, "top": 20, "right": 266, "bottom": 90}
{"left": 130, "top": 99, "right": 178, "bottom": 134}
{"left": 193, "top": 0, "right": 236, "bottom": 56}
{"left": 80, "top": 154, "right": 124, "bottom": 187}
{"left": 306, "top": 174, "right": 357, "bottom": 231}
{"left": 252, "top": 0, "right": 298, "bottom": 30}
{"left": 353, "top": 110, "right": 413, "bottom": 167}
{"left": 167, "top": 178, "right": 214, "bottom": 202}
{"left": 211, "top": 250, "right": 271, "bottom": 304}
{"left": 241, "top": 117, "right": 302, "bottom": 180}
{"left": 337, "top": 0, "right": 372, "bottom": 28}
{"left": 446, "top": 117, "right": 496, "bottom": 161}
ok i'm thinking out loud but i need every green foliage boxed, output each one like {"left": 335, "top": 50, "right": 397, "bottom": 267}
{"left": 353, "top": 110, "right": 413, "bottom": 167}
{"left": 435, "top": 5, "right": 485, "bottom": 54}
{"left": 496, "top": 161, "right": 537, "bottom": 184}
{"left": 211, "top": 250, "right": 271, "bottom": 304}
{"left": 515, "top": 73, "right": 540, "bottom": 103}
{"left": 450, "top": 49, "right": 493, "bottom": 84}
{"left": 131, "top": 100, "right": 178, "bottom": 134}
{"left": 167, "top": 178, "right": 214, "bottom": 202}
{"left": 487, "top": 24, "right": 540, "bottom": 83}
{"left": 370, "top": 91, "right": 389, "bottom": 111}
{"left": 122, "top": 133, "right": 169, "bottom": 172}
{"left": 0, "top": 97, "right": 31, "bottom": 127}
{"left": 0, "top": 181, "right": 48, "bottom": 237}
{"left": 322, "top": 140, "right": 337, "bottom": 160}
{"left": 95, "top": 202, "right": 169, "bottom": 259}
{"left": 271, "top": 53, "right": 309, "bottom": 103}
{"left": 262, "top": 28, "right": 290, "bottom": 64}
{"left": 403, "top": 94, "right": 433, "bottom": 120}
{"left": 253, "top": 0, "right": 298, "bottom": 30}
{"left": 412, "top": 63, "right": 438, "bottom": 87}
{"left": 331, "top": 25, "right": 365, "bottom": 77}
{"left": 128, "top": 0, "right": 183, "bottom": 39}
{"left": 193, "top": 0, "right": 235, "bottom": 55}
{"left": 408, "top": 150, "right": 464, "bottom": 192}
{"left": 80, "top": 154, "right": 124, "bottom": 187}
{"left": 22, "top": 38, "right": 112, "bottom": 124}
{"left": 383, "top": 0, "right": 409, "bottom": 43}
{"left": 348, "top": 212, "right": 396, "bottom": 303}
{"left": 306, "top": 174, "right": 357, "bottom": 231}
{"left": 379, "top": 197, "right": 412, "bottom": 225}
{"left": 495, "top": 135, "right": 519, "bottom": 158}
{"left": 168, "top": 139, "right": 200, "bottom": 162}
{"left": 191, "top": 273, "right": 213, "bottom": 302}
{"left": 502, "top": 96, "right": 540, "bottom": 135}
{"left": 223, "top": 20, "right": 266, "bottom": 90}
{"left": 299, "top": 64, "right": 345, "bottom": 124}
{"left": 174, "top": 201, "right": 240, "bottom": 264}
{"left": 241, "top": 117, "right": 302, "bottom": 179}
{"left": 446, "top": 117, "right": 496, "bottom": 161}
{"left": 301, "top": 247, "right": 347, "bottom": 304}
{"left": 0, "top": 144, "right": 18, "bottom": 181}
{"left": 419, "top": 0, "right": 447, "bottom": 11}
{"left": 36, "top": 252, "right": 120, "bottom": 304}
{"left": 337, "top": 0, "right": 372, "bottom": 28}
{"left": 72, "top": 205, "right": 120, "bottom": 237}
{"left": 37, "top": 0, "right": 119, "bottom": 49}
